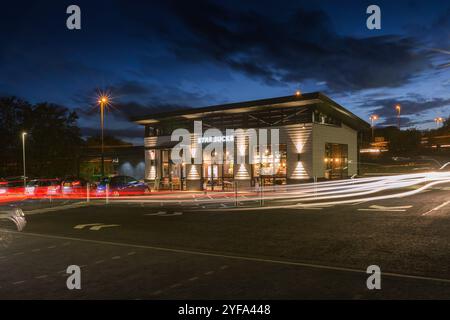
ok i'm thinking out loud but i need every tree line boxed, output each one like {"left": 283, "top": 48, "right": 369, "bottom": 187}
{"left": 0, "top": 96, "right": 130, "bottom": 179}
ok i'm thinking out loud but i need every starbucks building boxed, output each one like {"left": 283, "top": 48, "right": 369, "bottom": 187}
{"left": 133, "top": 92, "right": 369, "bottom": 191}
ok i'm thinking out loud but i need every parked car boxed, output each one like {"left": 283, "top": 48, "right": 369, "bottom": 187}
{"left": 96, "top": 176, "right": 150, "bottom": 196}
{"left": 25, "top": 179, "right": 61, "bottom": 196}
{"left": 0, "top": 177, "right": 26, "bottom": 195}
{"left": 61, "top": 177, "right": 88, "bottom": 196}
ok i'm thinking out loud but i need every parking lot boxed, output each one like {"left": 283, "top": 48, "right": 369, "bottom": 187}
{"left": 0, "top": 182, "right": 449, "bottom": 299}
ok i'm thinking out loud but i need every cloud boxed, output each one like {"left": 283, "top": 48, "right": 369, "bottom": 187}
{"left": 80, "top": 126, "right": 143, "bottom": 139}
{"left": 72, "top": 80, "right": 217, "bottom": 122}
{"left": 132, "top": 0, "right": 433, "bottom": 92}
{"left": 363, "top": 95, "right": 450, "bottom": 125}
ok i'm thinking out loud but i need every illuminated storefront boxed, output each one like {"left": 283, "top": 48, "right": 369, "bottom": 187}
{"left": 133, "top": 92, "right": 369, "bottom": 190}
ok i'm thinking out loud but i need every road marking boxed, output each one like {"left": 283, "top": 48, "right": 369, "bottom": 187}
{"left": 220, "top": 265, "right": 229, "bottom": 270}
{"left": 358, "top": 205, "right": 412, "bottom": 212}
{"left": 12, "top": 280, "right": 25, "bottom": 285}
{"left": 6, "top": 229, "right": 450, "bottom": 285}
{"left": 169, "top": 283, "right": 182, "bottom": 289}
{"left": 144, "top": 211, "right": 183, "bottom": 217}
{"left": 204, "top": 271, "right": 214, "bottom": 275}
{"left": 89, "top": 224, "right": 120, "bottom": 231}
{"left": 74, "top": 223, "right": 103, "bottom": 229}
{"left": 13, "top": 252, "right": 24, "bottom": 255}
{"left": 127, "top": 251, "right": 136, "bottom": 256}
{"left": 47, "top": 245, "right": 56, "bottom": 249}
{"left": 422, "top": 201, "right": 450, "bottom": 216}
{"left": 163, "top": 212, "right": 182, "bottom": 216}
{"left": 188, "top": 277, "right": 199, "bottom": 281}
{"left": 32, "top": 248, "right": 41, "bottom": 252}
{"left": 35, "top": 275, "right": 48, "bottom": 279}
{"left": 24, "top": 202, "right": 90, "bottom": 215}
{"left": 144, "top": 211, "right": 167, "bottom": 216}
{"left": 151, "top": 290, "right": 163, "bottom": 295}
{"left": 112, "top": 256, "right": 121, "bottom": 260}
{"left": 94, "top": 260, "right": 105, "bottom": 264}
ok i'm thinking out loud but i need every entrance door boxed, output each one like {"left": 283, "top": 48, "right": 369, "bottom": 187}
{"left": 325, "top": 143, "right": 348, "bottom": 179}
{"left": 203, "top": 164, "right": 220, "bottom": 191}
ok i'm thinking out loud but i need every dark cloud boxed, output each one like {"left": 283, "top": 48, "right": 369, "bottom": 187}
{"left": 80, "top": 126, "right": 143, "bottom": 139}
{"left": 71, "top": 80, "right": 216, "bottom": 122}
{"left": 132, "top": 0, "right": 433, "bottom": 92}
{"left": 364, "top": 96, "right": 450, "bottom": 125}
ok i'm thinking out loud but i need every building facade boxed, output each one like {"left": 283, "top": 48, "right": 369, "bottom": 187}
{"left": 133, "top": 92, "right": 369, "bottom": 191}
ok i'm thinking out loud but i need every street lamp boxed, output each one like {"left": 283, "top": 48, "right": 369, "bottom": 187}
{"left": 21, "top": 132, "right": 27, "bottom": 190}
{"left": 97, "top": 95, "right": 109, "bottom": 177}
{"left": 395, "top": 104, "right": 401, "bottom": 130}
{"left": 369, "top": 114, "right": 378, "bottom": 141}
{"left": 434, "top": 117, "right": 444, "bottom": 128}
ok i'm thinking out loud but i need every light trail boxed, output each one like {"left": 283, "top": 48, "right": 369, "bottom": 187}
{"left": 1, "top": 172, "right": 449, "bottom": 210}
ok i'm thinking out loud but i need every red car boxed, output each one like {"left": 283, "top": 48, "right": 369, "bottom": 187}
{"left": 0, "top": 178, "right": 26, "bottom": 196}
{"left": 25, "top": 179, "right": 61, "bottom": 197}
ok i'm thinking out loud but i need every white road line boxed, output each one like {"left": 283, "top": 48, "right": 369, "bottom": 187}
{"left": 220, "top": 265, "right": 229, "bottom": 270}
{"left": 188, "top": 277, "right": 199, "bottom": 281}
{"left": 5, "top": 230, "right": 450, "bottom": 285}
{"left": 89, "top": 224, "right": 120, "bottom": 231}
{"left": 358, "top": 205, "right": 412, "bottom": 212}
{"left": 144, "top": 211, "right": 167, "bottom": 216}
{"left": 12, "top": 281, "right": 25, "bottom": 285}
{"left": 74, "top": 223, "right": 103, "bottom": 230}
{"left": 127, "top": 252, "right": 136, "bottom": 256}
{"left": 32, "top": 249, "right": 41, "bottom": 252}
{"left": 152, "top": 290, "right": 163, "bottom": 295}
{"left": 94, "top": 260, "right": 105, "bottom": 264}
{"left": 35, "top": 275, "right": 48, "bottom": 279}
{"left": 112, "top": 256, "right": 121, "bottom": 260}
{"left": 13, "top": 252, "right": 24, "bottom": 256}
{"left": 24, "top": 202, "right": 90, "bottom": 215}
{"left": 204, "top": 271, "right": 214, "bottom": 275}
{"left": 422, "top": 201, "right": 450, "bottom": 216}
{"left": 47, "top": 245, "right": 56, "bottom": 249}
{"left": 169, "top": 283, "right": 182, "bottom": 289}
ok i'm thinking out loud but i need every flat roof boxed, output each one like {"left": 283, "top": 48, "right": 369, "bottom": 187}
{"left": 132, "top": 92, "right": 370, "bottom": 130}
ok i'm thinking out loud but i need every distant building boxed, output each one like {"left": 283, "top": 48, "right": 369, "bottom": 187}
{"left": 133, "top": 92, "right": 369, "bottom": 190}
{"left": 78, "top": 145, "right": 145, "bottom": 180}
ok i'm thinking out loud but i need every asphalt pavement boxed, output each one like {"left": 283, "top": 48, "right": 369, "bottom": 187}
{"left": 0, "top": 184, "right": 449, "bottom": 299}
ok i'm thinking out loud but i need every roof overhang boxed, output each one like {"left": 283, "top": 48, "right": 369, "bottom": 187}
{"left": 132, "top": 92, "right": 370, "bottom": 131}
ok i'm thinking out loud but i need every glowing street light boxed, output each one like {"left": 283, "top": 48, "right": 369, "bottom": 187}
{"left": 97, "top": 94, "right": 110, "bottom": 177}
{"left": 434, "top": 117, "right": 444, "bottom": 128}
{"left": 369, "top": 114, "right": 378, "bottom": 141}
{"left": 21, "top": 132, "right": 27, "bottom": 190}
{"left": 395, "top": 104, "right": 401, "bottom": 130}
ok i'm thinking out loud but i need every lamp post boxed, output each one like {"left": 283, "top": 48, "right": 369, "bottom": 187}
{"left": 369, "top": 115, "right": 378, "bottom": 141}
{"left": 395, "top": 104, "right": 401, "bottom": 130}
{"left": 22, "top": 132, "right": 27, "bottom": 190}
{"left": 98, "top": 95, "right": 109, "bottom": 177}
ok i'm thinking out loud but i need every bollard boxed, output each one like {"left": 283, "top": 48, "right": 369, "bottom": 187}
{"left": 314, "top": 176, "right": 317, "bottom": 197}
{"left": 86, "top": 183, "right": 90, "bottom": 203}
{"left": 234, "top": 181, "right": 238, "bottom": 207}
{"left": 106, "top": 183, "right": 109, "bottom": 204}
{"left": 260, "top": 182, "right": 264, "bottom": 207}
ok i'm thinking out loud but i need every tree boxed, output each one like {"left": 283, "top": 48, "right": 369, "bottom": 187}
{"left": 0, "top": 97, "right": 83, "bottom": 178}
